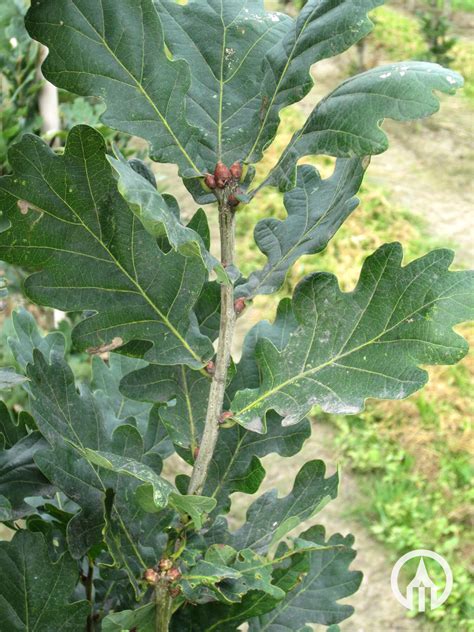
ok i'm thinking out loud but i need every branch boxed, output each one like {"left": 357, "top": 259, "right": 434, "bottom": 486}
{"left": 155, "top": 582, "right": 173, "bottom": 632}
{"left": 188, "top": 191, "right": 237, "bottom": 496}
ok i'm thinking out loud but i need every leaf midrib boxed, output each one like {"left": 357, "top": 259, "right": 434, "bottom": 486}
{"left": 245, "top": 3, "right": 319, "bottom": 162}
{"left": 248, "top": 161, "right": 359, "bottom": 296}
{"left": 44, "top": 1, "right": 200, "bottom": 174}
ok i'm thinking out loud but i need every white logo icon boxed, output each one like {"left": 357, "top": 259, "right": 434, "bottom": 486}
{"left": 391, "top": 549, "right": 453, "bottom": 612}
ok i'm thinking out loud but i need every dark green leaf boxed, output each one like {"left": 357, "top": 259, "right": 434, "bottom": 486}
{"left": 248, "top": 526, "right": 362, "bottom": 630}
{"left": 18, "top": 348, "right": 171, "bottom": 592}
{"left": 8, "top": 308, "right": 66, "bottom": 372}
{"left": 232, "top": 244, "right": 474, "bottom": 432}
{"left": 0, "top": 126, "right": 213, "bottom": 368}
{"left": 120, "top": 362, "right": 212, "bottom": 454}
{"left": 267, "top": 62, "right": 463, "bottom": 190}
{"left": 236, "top": 159, "right": 367, "bottom": 299}
{"left": 247, "top": 0, "right": 383, "bottom": 163}
{"left": 26, "top": 0, "right": 204, "bottom": 177}
{"left": 204, "top": 414, "right": 310, "bottom": 515}
{"left": 0, "top": 400, "right": 52, "bottom": 518}
{"left": 0, "top": 530, "right": 89, "bottom": 631}
{"left": 195, "top": 282, "right": 222, "bottom": 342}
{"left": 0, "top": 401, "right": 35, "bottom": 449}
{"left": 188, "top": 208, "right": 212, "bottom": 251}
{"left": 0, "top": 495, "right": 12, "bottom": 521}
{"left": 199, "top": 298, "right": 311, "bottom": 513}
{"left": 0, "top": 430, "right": 53, "bottom": 519}
{"left": 91, "top": 353, "right": 152, "bottom": 434}
{"left": 232, "top": 460, "right": 338, "bottom": 554}
{"left": 156, "top": 0, "right": 290, "bottom": 168}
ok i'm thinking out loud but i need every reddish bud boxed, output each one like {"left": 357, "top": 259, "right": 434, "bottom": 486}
{"left": 219, "top": 411, "right": 233, "bottom": 424}
{"left": 204, "top": 173, "right": 216, "bottom": 190}
{"left": 205, "top": 360, "right": 216, "bottom": 376}
{"left": 228, "top": 194, "right": 240, "bottom": 208}
{"left": 158, "top": 558, "right": 173, "bottom": 572}
{"left": 234, "top": 298, "right": 246, "bottom": 315}
{"left": 214, "top": 162, "right": 231, "bottom": 188}
{"left": 169, "top": 586, "right": 182, "bottom": 598}
{"left": 167, "top": 567, "right": 182, "bottom": 582}
{"left": 193, "top": 446, "right": 200, "bottom": 460}
{"left": 144, "top": 568, "right": 160, "bottom": 585}
{"left": 230, "top": 161, "right": 243, "bottom": 181}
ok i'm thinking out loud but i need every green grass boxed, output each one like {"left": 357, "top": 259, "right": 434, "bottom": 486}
{"left": 369, "top": 6, "right": 474, "bottom": 107}
{"left": 453, "top": 0, "right": 474, "bottom": 11}
{"left": 330, "top": 371, "right": 474, "bottom": 630}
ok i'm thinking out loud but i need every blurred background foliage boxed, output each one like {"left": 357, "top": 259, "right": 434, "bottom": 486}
{"left": 0, "top": 1, "right": 473, "bottom": 630}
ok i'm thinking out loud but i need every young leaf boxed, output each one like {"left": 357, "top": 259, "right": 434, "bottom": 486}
{"left": 181, "top": 544, "right": 284, "bottom": 605}
{"left": 247, "top": 0, "right": 384, "bottom": 163}
{"left": 0, "top": 368, "right": 27, "bottom": 389}
{"left": 109, "top": 156, "right": 224, "bottom": 278}
{"left": 8, "top": 308, "right": 66, "bottom": 371}
{"left": 25, "top": 0, "right": 203, "bottom": 177}
{"left": 170, "top": 537, "right": 332, "bottom": 630}
{"left": 0, "top": 530, "right": 89, "bottom": 631}
{"left": 248, "top": 526, "right": 362, "bottom": 630}
{"left": 103, "top": 603, "right": 155, "bottom": 632}
{"left": 0, "top": 126, "right": 213, "bottom": 368}
{"left": 232, "top": 460, "right": 338, "bottom": 554}
{"left": 170, "top": 494, "right": 216, "bottom": 530}
{"left": 232, "top": 244, "right": 474, "bottom": 432}
{"left": 236, "top": 159, "right": 367, "bottom": 299}
{"left": 155, "top": 0, "right": 291, "bottom": 167}
{"left": 266, "top": 62, "right": 463, "bottom": 190}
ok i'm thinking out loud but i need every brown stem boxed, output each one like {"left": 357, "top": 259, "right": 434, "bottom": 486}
{"left": 188, "top": 192, "right": 236, "bottom": 496}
